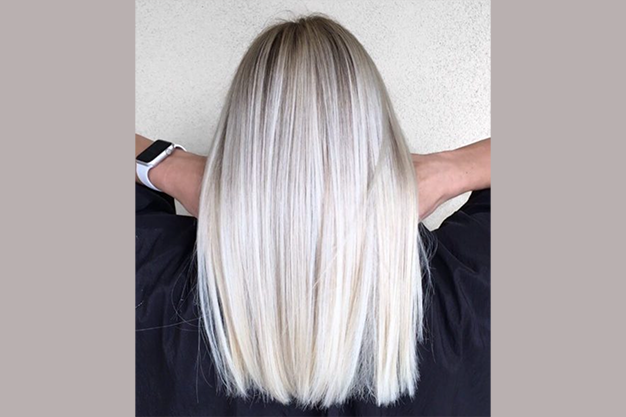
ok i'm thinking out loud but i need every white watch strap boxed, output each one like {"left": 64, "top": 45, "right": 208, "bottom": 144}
{"left": 136, "top": 163, "right": 160, "bottom": 192}
{"left": 136, "top": 143, "right": 186, "bottom": 192}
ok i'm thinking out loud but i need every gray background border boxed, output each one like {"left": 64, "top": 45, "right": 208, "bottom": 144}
{"left": 2, "top": 1, "right": 624, "bottom": 416}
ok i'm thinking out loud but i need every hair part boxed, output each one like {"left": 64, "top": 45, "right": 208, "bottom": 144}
{"left": 196, "top": 14, "right": 426, "bottom": 407}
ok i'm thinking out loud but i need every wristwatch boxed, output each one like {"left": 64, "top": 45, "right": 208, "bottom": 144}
{"left": 136, "top": 139, "right": 186, "bottom": 192}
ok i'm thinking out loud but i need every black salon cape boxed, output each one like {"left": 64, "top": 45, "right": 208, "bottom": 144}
{"left": 136, "top": 184, "right": 490, "bottom": 416}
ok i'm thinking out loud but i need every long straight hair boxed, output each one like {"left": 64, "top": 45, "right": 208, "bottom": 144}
{"left": 196, "top": 15, "right": 425, "bottom": 407}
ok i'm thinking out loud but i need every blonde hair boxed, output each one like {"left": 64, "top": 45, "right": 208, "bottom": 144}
{"left": 197, "top": 15, "right": 425, "bottom": 407}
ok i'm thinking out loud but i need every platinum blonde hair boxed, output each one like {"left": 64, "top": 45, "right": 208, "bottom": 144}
{"left": 197, "top": 15, "right": 425, "bottom": 407}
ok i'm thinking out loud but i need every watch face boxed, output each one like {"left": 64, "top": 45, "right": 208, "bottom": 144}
{"left": 137, "top": 140, "right": 172, "bottom": 163}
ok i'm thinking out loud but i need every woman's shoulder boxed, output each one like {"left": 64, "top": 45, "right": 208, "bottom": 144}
{"left": 432, "top": 188, "right": 491, "bottom": 271}
{"left": 422, "top": 188, "right": 491, "bottom": 336}
{"left": 135, "top": 184, "right": 198, "bottom": 332}
{"left": 436, "top": 188, "right": 490, "bottom": 233}
{"left": 135, "top": 184, "right": 197, "bottom": 299}
{"left": 135, "top": 183, "right": 197, "bottom": 258}
{"left": 135, "top": 182, "right": 197, "bottom": 250}
{"left": 421, "top": 188, "right": 491, "bottom": 363}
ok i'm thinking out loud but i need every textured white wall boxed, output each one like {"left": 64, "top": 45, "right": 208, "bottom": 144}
{"left": 136, "top": 0, "right": 491, "bottom": 229}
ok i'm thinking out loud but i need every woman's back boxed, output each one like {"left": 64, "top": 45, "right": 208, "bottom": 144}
{"left": 135, "top": 184, "right": 490, "bottom": 416}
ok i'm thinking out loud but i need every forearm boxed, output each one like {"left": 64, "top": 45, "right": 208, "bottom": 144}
{"left": 135, "top": 134, "right": 206, "bottom": 213}
{"left": 439, "top": 138, "right": 491, "bottom": 197}
{"left": 412, "top": 138, "right": 490, "bottom": 219}
{"left": 135, "top": 134, "right": 205, "bottom": 198}
{"left": 135, "top": 133, "right": 192, "bottom": 193}
{"left": 136, "top": 133, "right": 489, "bottom": 219}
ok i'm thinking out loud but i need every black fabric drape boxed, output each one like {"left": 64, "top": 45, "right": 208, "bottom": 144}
{"left": 136, "top": 185, "right": 490, "bottom": 416}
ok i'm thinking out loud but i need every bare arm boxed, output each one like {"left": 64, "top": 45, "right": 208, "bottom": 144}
{"left": 136, "top": 134, "right": 490, "bottom": 219}
{"left": 135, "top": 134, "right": 206, "bottom": 216}
{"left": 412, "top": 138, "right": 490, "bottom": 219}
